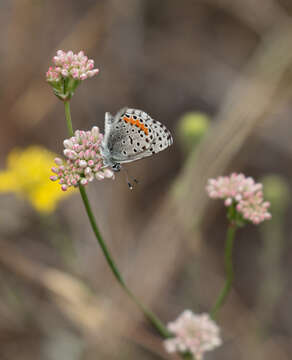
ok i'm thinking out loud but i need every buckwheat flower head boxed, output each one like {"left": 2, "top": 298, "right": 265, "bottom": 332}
{"left": 164, "top": 310, "right": 222, "bottom": 360}
{"left": 236, "top": 191, "right": 271, "bottom": 224}
{"left": 206, "top": 173, "right": 271, "bottom": 224}
{"left": 47, "top": 50, "right": 99, "bottom": 82}
{"left": 50, "top": 126, "right": 114, "bottom": 191}
{"left": 46, "top": 50, "right": 99, "bottom": 100}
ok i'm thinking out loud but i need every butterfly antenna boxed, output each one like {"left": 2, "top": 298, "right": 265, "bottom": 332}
{"left": 123, "top": 168, "right": 138, "bottom": 190}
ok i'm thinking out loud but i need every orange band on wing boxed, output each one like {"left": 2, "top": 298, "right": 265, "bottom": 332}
{"left": 123, "top": 116, "right": 149, "bottom": 135}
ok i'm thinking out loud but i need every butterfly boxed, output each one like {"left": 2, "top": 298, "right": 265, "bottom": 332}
{"left": 101, "top": 108, "right": 173, "bottom": 176}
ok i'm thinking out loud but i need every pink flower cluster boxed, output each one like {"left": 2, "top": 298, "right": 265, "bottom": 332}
{"left": 164, "top": 310, "right": 222, "bottom": 360}
{"left": 46, "top": 50, "right": 99, "bottom": 82}
{"left": 50, "top": 127, "right": 114, "bottom": 191}
{"left": 206, "top": 173, "right": 271, "bottom": 224}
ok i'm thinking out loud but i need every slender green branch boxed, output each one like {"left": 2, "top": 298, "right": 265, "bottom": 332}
{"left": 182, "top": 353, "right": 194, "bottom": 359}
{"left": 63, "top": 101, "right": 171, "bottom": 339}
{"left": 64, "top": 100, "right": 74, "bottom": 137}
{"left": 78, "top": 185, "right": 124, "bottom": 285}
{"left": 211, "top": 222, "right": 237, "bottom": 318}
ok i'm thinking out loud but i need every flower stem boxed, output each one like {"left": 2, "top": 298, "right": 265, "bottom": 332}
{"left": 63, "top": 101, "right": 171, "bottom": 339}
{"left": 64, "top": 101, "right": 74, "bottom": 137}
{"left": 182, "top": 353, "right": 194, "bottom": 359}
{"left": 211, "top": 222, "right": 237, "bottom": 318}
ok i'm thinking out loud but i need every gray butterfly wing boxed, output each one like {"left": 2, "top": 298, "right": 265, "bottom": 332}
{"left": 103, "top": 108, "right": 173, "bottom": 164}
{"left": 141, "top": 117, "right": 173, "bottom": 156}
{"left": 104, "top": 109, "right": 151, "bottom": 163}
{"left": 103, "top": 108, "right": 127, "bottom": 146}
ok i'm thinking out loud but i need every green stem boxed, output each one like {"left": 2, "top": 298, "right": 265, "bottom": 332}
{"left": 211, "top": 222, "right": 237, "bottom": 318}
{"left": 63, "top": 101, "right": 170, "bottom": 339}
{"left": 64, "top": 101, "right": 74, "bottom": 137}
{"left": 182, "top": 353, "right": 194, "bottom": 359}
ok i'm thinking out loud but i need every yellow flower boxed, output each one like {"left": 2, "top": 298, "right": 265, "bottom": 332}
{"left": 0, "top": 146, "right": 75, "bottom": 213}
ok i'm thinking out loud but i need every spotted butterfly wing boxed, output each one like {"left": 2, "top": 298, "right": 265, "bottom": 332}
{"left": 102, "top": 108, "right": 172, "bottom": 165}
{"left": 142, "top": 113, "right": 173, "bottom": 156}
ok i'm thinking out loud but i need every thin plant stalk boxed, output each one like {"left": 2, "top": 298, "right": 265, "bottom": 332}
{"left": 63, "top": 100, "right": 171, "bottom": 339}
{"left": 211, "top": 222, "right": 237, "bottom": 318}
{"left": 182, "top": 353, "right": 194, "bottom": 359}
{"left": 64, "top": 101, "right": 74, "bottom": 136}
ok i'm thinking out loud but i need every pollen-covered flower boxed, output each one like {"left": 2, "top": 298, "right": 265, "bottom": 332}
{"left": 46, "top": 50, "right": 99, "bottom": 100}
{"left": 164, "top": 310, "right": 222, "bottom": 360}
{"left": 206, "top": 173, "right": 271, "bottom": 224}
{"left": 0, "top": 146, "right": 74, "bottom": 213}
{"left": 50, "top": 126, "right": 114, "bottom": 191}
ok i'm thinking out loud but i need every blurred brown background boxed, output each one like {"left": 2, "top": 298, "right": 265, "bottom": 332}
{"left": 1, "top": 0, "right": 292, "bottom": 359}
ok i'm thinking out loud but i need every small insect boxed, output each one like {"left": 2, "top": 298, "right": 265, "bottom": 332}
{"left": 100, "top": 107, "right": 173, "bottom": 187}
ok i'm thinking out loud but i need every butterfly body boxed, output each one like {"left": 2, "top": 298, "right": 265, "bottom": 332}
{"left": 101, "top": 108, "right": 173, "bottom": 171}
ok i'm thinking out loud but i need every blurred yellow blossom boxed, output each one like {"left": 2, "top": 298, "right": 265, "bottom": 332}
{"left": 177, "top": 112, "right": 210, "bottom": 152}
{"left": 0, "top": 146, "right": 75, "bottom": 213}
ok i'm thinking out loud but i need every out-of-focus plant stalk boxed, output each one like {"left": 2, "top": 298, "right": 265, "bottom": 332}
{"left": 211, "top": 222, "right": 238, "bottom": 318}
{"left": 63, "top": 100, "right": 171, "bottom": 339}
{"left": 257, "top": 175, "right": 289, "bottom": 334}
{"left": 182, "top": 353, "right": 194, "bottom": 359}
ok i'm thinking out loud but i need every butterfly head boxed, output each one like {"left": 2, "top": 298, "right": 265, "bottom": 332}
{"left": 100, "top": 145, "right": 121, "bottom": 172}
{"left": 111, "top": 163, "right": 121, "bottom": 172}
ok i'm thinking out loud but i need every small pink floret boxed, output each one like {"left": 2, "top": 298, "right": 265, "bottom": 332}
{"left": 224, "top": 198, "right": 232, "bottom": 206}
{"left": 103, "top": 169, "right": 114, "bottom": 179}
{"left": 96, "top": 173, "right": 105, "bottom": 180}
{"left": 54, "top": 157, "right": 63, "bottom": 166}
{"left": 80, "top": 73, "right": 87, "bottom": 80}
